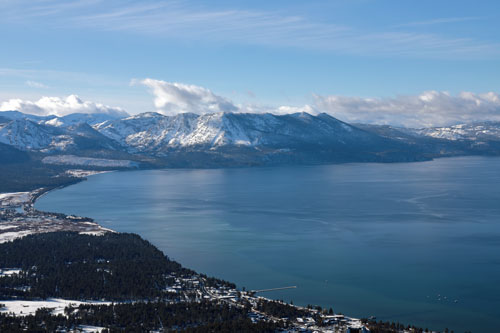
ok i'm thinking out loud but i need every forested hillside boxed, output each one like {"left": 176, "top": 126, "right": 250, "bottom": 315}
{"left": 0, "top": 232, "right": 191, "bottom": 300}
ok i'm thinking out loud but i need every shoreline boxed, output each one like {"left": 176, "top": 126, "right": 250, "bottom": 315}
{"left": 29, "top": 170, "right": 115, "bottom": 209}
{"left": 1, "top": 165, "right": 457, "bottom": 332}
{"left": 0, "top": 171, "right": 115, "bottom": 244}
{"left": 0, "top": 170, "right": 378, "bottom": 332}
{"left": 0, "top": 174, "right": 378, "bottom": 332}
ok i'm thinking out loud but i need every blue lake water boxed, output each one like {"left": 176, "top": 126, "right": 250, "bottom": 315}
{"left": 36, "top": 156, "right": 500, "bottom": 332}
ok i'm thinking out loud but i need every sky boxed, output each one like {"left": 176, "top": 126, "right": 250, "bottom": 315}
{"left": 1, "top": 0, "right": 500, "bottom": 127}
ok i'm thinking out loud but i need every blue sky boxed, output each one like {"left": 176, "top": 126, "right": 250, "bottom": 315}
{"left": 1, "top": 0, "right": 500, "bottom": 127}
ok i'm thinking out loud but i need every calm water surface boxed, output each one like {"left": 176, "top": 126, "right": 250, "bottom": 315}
{"left": 36, "top": 156, "right": 500, "bottom": 332}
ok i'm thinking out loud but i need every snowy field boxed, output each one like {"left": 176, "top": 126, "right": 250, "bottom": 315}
{"left": 0, "top": 219, "right": 113, "bottom": 244}
{"left": 42, "top": 155, "right": 138, "bottom": 168}
{"left": 0, "top": 298, "right": 111, "bottom": 316}
{"left": 0, "top": 192, "right": 30, "bottom": 207}
{"left": 0, "top": 224, "right": 18, "bottom": 230}
{"left": 0, "top": 298, "right": 110, "bottom": 331}
{"left": 65, "top": 169, "right": 112, "bottom": 178}
{"left": 78, "top": 325, "right": 106, "bottom": 332}
{"left": 0, "top": 230, "right": 34, "bottom": 243}
{"left": 0, "top": 268, "right": 21, "bottom": 277}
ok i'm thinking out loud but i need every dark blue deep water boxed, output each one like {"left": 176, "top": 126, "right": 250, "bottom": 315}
{"left": 36, "top": 156, "right": 500, "bottom": 332}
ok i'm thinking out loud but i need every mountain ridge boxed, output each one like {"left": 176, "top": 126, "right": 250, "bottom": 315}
{"left": 2, "top": 109, "right": 500, "bottom": 167}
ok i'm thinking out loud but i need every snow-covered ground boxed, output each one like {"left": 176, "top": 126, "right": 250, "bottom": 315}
{"left": 79, "top": 226, "right": 115, "bottom": 236}
{"left": 0, "top": 230, "right": 34, "bottom": 243}
{"left": 0, "top": 192, "right": 30, "bottom": 207}
{"left": 0, "top": 298, "right": 111, "bottom": 316}
{"left": 65, "top": 169, "right": 112, "bottom": 178}
{"left": 42, "top": 155, "right": 138, "bottom": 168}
{"left": 78, "top": 325, "right": 106, "bottom": 333}
{"left": 0, "top": 224, "right": 18, "bottom": 230}
{"left": 0, "top": 268, "right": 21, "bottom": 277}
{"left": 1, "top": 186, "right": 115, "bottom": 244}
{"left": 0, "top": 218, "right": 113, "bottom": 244}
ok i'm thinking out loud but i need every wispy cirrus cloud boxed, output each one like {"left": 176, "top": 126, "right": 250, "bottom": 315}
{"left": 393, "top": 16, "right": 483, "bottom": 28}
{"left": 25, "top": 80, "right": 48, "bottom": 89}
{"left": 71, "top": 4, "right": 500, "bottom": 58}
{"left": 0, "top": 67, "right": 125, "bottom": 87}
{"left": 0, "top": 0, "right": 100, "bottom": 19}
{"left": 2, "top": 0, "right": 499, "bottom": 59}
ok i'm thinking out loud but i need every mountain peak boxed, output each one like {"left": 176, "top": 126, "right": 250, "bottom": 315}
{"left": 127, "top": 112, "right": 165, "bottom": 119}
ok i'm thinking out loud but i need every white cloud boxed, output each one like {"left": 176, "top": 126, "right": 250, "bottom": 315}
{"left": 136, "top": 78, "right": 318, "bottom": 116}
{"left": 0, "top": 95, "right": 128, "bottom": 117}
{"left": 313, "top": 91, "right": 500, "bottom": 128}
{"left": 135, "top": 79, "right": 500, "bottom": 127}
{"left": 25, "top": 80, "right": 49, "bottom": 89}
{"left": 135, "top": 79, "right": 238, "bottom": 116}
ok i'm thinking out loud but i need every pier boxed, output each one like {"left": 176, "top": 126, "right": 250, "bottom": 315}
{"left": 252, "top": 286, "right": 297, "bottom": 293}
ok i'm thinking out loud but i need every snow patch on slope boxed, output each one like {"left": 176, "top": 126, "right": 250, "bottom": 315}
{"left": 42, "top": 155, "right": 139, "bottom": 168}
{"left": 412, "top": 122, "right": 500, "bottom": 141}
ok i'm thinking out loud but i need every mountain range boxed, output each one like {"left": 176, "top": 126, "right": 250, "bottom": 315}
{"left": 1, "top": 110, "right": 500, "bottom": 168}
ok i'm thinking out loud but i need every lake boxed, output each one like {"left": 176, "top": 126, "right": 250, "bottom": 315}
{"left": 36, "top": 156, "right": 500, "bottom": 332}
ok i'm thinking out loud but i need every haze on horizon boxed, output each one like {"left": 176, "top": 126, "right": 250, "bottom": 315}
{"left": 1, "top": 0, "right": 500, "bottom": 128}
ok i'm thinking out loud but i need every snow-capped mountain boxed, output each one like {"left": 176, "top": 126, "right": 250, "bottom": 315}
{"left": 3, "top": 109, "right": 500, "bottom": 167}
{"left": 94, "top": 111, "right": 386, "bottom": 154}
{"left": 1, "top": 109, "right": 415, "bottom": 165}
{"left": 408, "top": 122, "right": 500, "bottom": 142}
{"left": 94, "top": 112, "right": 199, "bottom": 152}
{"left": 355, "top": 121, "right": 500, "bottom": 158}
{"left": 0, "top": 114, "right": 122, "bottom": 152}
{"left": 357, "top": 122, "right": 500, "bottom": 142}
{"left": 0, "top": 119, "right": 58, "bottom": 150}
{"left": 0, "top": 111, "right": 50, "bottom": 122}
{"left": 44, "top": 112, "right": 128, "bottom": 127}
{"left": 0, "top": 110, "right": 126, "bottom": 128}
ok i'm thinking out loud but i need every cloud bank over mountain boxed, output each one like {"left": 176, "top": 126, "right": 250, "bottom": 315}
{"left": 136, "top": 79, "right": 238, "bottom": 116}
{"left": 2, "top": 81, "right": 499, "bottom": 128}
{"left": 314, "top": 91, "right": 500, "bottom": 128}
{"left": 135, "top": 78, "right": 500, "bottom": 127}
{"left": 0, "top": 95, "right": 128, "bottom": 117}
{"left": 135, "top": 78, "right": 317, "bottom": 117}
